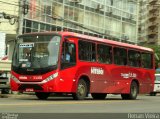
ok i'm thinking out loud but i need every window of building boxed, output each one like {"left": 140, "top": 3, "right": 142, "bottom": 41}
{"left": 26, "top": 20, "right": 32, "bottom": 28}
{"left": 97, "top": 44, "right": 112, "bottom": 64}
{"left": 128, "top": 50, "right": 141, "bottom": 67}
{"left": 40, "top": 23, "right": 46, "bottom": 31}
{"left": 114, "top": 47, "right": 127, "bottom": 65}
{"left": 26, "top": 28, "right": 31, "bottom": 33}
{"left": 78, "top": 40, "right": 96, "bottom": 62}
{"left": 32, "top": 22, "right": 39, "bottom": 29}
{"left": 46, "top": 25, "right": 51, "bottom": 31}
{"left": 141, "top": 53, "right": 153, "bottom": 69}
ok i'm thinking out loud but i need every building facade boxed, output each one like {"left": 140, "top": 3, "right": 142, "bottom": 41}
{"left": 138, "top": 0, "right": 160, "bottom": 45}
{"left": 0, "top": 0, "right": 19, "bottom": 59}
{"left": 22, "top": 0, "right": 139, "bottom": 44}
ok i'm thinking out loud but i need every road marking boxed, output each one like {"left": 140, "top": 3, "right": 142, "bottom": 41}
{"left": 0, "top": 100, "right": 137, "bottom": 107}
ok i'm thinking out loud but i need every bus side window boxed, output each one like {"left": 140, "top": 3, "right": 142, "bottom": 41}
{"left": 141, "top": 53, "right": 153, "bottom": 69}
{"left": 78, "top": 40, "right": 96, "bottom": 62}
{"left": 114, "top": 47, "right": 127, "bottom": 65}
{"left": 128, "top": 50, "right": 141, "bottom": 67}
{"left": 97, "top": 44, "right": 112, "bottom": 64}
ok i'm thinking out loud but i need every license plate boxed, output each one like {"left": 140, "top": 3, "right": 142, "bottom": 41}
{"left": 26, "top": 88, "right": 34, "bottom": 92}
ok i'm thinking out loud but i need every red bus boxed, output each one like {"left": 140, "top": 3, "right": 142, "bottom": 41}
{"left": 10, "top": 32, "right": 155, "bottom": 100}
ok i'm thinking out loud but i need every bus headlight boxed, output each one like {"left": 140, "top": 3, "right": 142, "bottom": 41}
{"left": 42, "top": 72, "right": 59, "bottom": 83}
{"left": 11, "top": 75, "right": 20, "bottom": 83}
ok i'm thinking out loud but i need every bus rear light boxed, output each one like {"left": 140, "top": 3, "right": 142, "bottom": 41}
{"left": 42, "top": 72, "right": 59, "bottom": 83}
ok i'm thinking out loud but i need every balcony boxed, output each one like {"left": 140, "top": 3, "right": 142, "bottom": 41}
{"left": 149, "top": 5, "right": 159, "bottom": 13}
{"left": 148, "top": 13, "right": 159, "bottom": 21}
{"left": 149, "top": 0, "right": 158, "bottom": 4}
{"left": 148, "top": 26, "right": 158, "bottom": 32}
{"left": 148, "top": 21, "right": 158, "bottom": 29}
{"left": 148, "top": 30, "right": 158, "bottom": 38}
{"left": 147, "top": 38, "right": 158, "bottom": 44}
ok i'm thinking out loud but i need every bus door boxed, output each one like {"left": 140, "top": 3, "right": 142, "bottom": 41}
{"left": 59, "top": 38, "right": 77, "bottom": 92}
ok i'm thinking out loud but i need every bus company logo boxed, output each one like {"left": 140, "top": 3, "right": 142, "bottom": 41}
{"left": 19, "top": 76, "right": 27, "bottom": 80}
{"left": 91, "top": 67, "right": 104, "bottom": 75}
{"left": 121, "top": 72, "right": 137, "bottom": 79}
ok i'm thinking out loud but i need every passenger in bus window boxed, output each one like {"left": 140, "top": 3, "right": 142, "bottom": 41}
{"left": 24, "top": 48, "right": 31, "bottom": 60}
{"left": 65, "top": 52, "right": 71, "bottom": 62}
{"left": 136, "top": 54, "right": 141, "bottom": 67}
{"left": 97, "top": 49, "right": 103, "bottom": 63}
{"left": 114, "top": 51, "right": 121, "bottom": 65}
{"left": 62, "top": 46, "right": 71, "bottom": 62}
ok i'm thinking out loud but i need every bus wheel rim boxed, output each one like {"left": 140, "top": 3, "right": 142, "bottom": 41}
{"left": 78, "top": 84, "right": 85, "bottom": 96}
{"left": 131, "top": 85, "right": 137, "bottom": 96}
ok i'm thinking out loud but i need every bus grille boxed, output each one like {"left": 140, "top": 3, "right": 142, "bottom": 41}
{"left": 18, "top": 84, "right": 43, "bottom": 91}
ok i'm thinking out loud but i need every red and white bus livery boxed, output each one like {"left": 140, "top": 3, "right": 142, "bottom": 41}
{"left": 10, "top": 32, "right": 155, "bottom": 100}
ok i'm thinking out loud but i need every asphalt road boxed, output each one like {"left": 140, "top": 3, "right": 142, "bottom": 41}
{"left": 0, "top": 94, "right": 160, "bottom": 113}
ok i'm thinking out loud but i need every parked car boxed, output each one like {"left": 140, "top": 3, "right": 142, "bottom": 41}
{"left": 150, "top": 74, "right": 160, "bottom": 96}
{"left": 0, "top": 59, "right": 11, "bottom": 94}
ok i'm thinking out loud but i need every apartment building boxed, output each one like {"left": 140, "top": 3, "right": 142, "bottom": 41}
{"left": 139, "top": 0, "right": 160, "bottom": 45}
{"left": 22, "top": 0, "right": 138, "bottom": 44}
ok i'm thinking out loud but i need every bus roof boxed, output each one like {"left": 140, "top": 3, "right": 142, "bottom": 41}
{"left": 22, "top": 31, "right": 153, "bottom": 52}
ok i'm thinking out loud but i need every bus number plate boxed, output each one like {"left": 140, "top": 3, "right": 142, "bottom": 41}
{"left": 26, "top": 88, "right": 34, "bottom": 92}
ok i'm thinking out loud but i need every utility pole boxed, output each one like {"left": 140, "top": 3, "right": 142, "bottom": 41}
{"left": 136, "top": 0, "right": 140, "bottom": 45}
{"left": 17, "top": 0, "right": 29, "bottom": 35}
{"left": 17, "top": 0, "right": 24, "bottom": 35}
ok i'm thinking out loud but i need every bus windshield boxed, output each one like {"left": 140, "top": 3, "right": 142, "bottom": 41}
{"left": 12, "top": 35, "right": 61, "bottom": 74}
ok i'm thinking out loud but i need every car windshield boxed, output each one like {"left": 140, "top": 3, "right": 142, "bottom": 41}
{"left": 12, "top": 35, "right": 61, "bottom": 69}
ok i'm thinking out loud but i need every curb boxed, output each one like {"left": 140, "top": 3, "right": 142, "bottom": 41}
{"left": 0, "top": 94, "right": 35, "bottom": 98}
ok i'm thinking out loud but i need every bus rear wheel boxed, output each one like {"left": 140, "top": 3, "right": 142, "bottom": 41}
{"left": 121, "top": 81, "right": 138, "bottom": 100}
{"left": 35, "top": 92, "right": 50, "bottom": 100}
{"left": 91, "top": 93, "right": 107, "bottom": 100}
{"left": 72, "top": 79, "right": 88, "bottom": 100}
{"left": 150, "top": 92, "right": 156, "bottom": 96}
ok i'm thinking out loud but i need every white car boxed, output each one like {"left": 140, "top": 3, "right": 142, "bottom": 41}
{"left": 150, "top": 74, "right": 160, "bottom": 96}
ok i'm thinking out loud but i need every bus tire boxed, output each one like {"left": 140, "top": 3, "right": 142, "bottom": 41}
{"left": 1, "top": 89, "right": 10, "bottom": 94}
{"left": 121, "top": 81, "right": 138, "bottom": 100}
{"left": 72, "top": 79, "right": 88, "bottom": 100}
{"left": 35, "top": 92, "right": 50, "bottom": 100}
{"left": 91, "top": 93, "right": 107, "bottom": 100}
{"left": 150, "top": 92, "right": 156, "bottom": 96}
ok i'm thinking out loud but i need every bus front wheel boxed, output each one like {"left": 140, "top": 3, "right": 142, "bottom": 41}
{"left": 121, "top": 81, "right": 138, "bottom": 100}
{"left": 35, "top": 92, "right": 50, "bottom": 100}
{"left": 72, "top": 79, "right": 88, "bottom": 100}
{"left": 91, "top": 93, "right": 107, "bottom": 100}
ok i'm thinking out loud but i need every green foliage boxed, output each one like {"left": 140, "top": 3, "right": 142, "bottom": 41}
{"left": 144, "top": 45, "right": 160, "bottom": 68}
